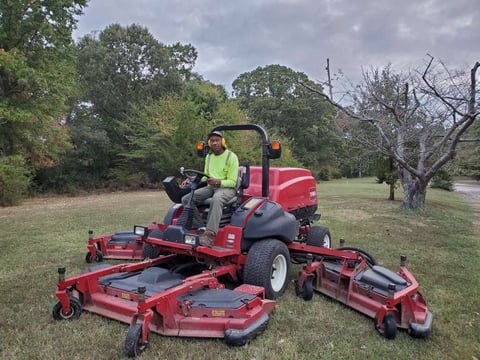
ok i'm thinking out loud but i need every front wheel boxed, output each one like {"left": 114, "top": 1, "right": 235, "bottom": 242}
{"left": 52, "top": 297, "right": 82, "bottom": 320}
{"left": 125, "top": 323, "right": 149, "bottom": 358}
{"left": 244, "top": 239, "right": 291, "bottom": 299}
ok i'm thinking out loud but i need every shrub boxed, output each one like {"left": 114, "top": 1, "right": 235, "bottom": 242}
{"left": 0, "top": 155, "right": 32, "bottom": 206}
{"left": 430, "top": 169, "right": 453, "bottom": 191}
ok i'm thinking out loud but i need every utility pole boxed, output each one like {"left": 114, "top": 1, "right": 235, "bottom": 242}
{"left": 325, "top": 58, "right": 333, "bottom": 99}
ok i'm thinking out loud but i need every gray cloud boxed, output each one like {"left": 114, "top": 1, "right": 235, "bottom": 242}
{"left": 73, "top": 0, "right": 480, "bottom": 92}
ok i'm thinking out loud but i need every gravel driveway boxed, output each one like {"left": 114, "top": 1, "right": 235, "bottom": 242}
{"left": 453, "top": 180, "right": 480, "bottom": 216}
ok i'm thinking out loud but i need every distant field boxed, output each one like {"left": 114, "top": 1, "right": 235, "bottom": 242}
{"left": 0, "top": 178, "right": 478, "bottom": 359}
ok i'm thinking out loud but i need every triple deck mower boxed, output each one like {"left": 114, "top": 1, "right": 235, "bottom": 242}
{"left": 53, "top": 124, "right": 432, "bottom": 357}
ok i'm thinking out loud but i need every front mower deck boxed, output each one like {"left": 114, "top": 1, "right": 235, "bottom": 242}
{"left": 54, "top": 255, "right": 275, "bottom": 354}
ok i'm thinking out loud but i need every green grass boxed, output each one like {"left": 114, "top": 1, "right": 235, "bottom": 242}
{"left": 0, "top": 179, "right": 479, "bottom": 360}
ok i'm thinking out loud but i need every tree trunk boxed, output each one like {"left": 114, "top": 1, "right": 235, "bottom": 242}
{"left": 389, "top": 157, "right": 395, "bottom": 201}
{"left": 389, "top": 182, "right": 395, "bottom": 201}
{"left": 399, "top": 168, "right": 427, "bottom": 210}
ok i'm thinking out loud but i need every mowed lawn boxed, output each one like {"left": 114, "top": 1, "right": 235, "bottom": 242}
{"left": 0, "top": 178, "right": 478, "bottom": 360}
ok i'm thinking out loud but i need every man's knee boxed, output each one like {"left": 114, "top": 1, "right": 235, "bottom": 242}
{"left": 213, "top": 190, "right": 235, "bottom": 205}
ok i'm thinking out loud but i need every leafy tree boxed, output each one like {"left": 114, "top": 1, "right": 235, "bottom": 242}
{"left": 0, "top": 155, "right": 31, "bottom": 205}
{"left": 168, "top": 42, "right": 200, "bottom": 82}
{"left": 304, "top": 58, "right": 480, "bottom": 209}
{"left": 113, "top": 79, "right": 302, "bottom": 187}
{"left": 115, "top": 81, "right": 242, "bottom": 186}
{"left": 36, "top": 104, "right": 112, "bottom": 192}
{"left": 74, "top": 24, "right": 194, "bottom": 185}
{"left": 0, "top": 0, "right": 87, "bottom": 204}
{"left": 232, "top": 65, "right": 340, "bottom": 177}
{"left": 452, "top": 121, "right": 480, "bottom": 179}
{"left": 77, "top": 24, "right": 185, "bottom": 117}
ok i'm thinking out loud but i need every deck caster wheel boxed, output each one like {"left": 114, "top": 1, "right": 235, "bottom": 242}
{"left": 142, "top": 243, "right": 160, "bottom": 259}
{"left": 125, "top": 323, "right": 149, "bottom": 358}
{"left": 85, "top": 249, "right": 103, "bottom": 263}
{"left": 374, "top": 312, "right": 397, "bottom": 339}
{"left": 294, "top": 278, "right": 314, "bottom": 301}
{"left": 302, "top": 279, "right": 314, "bottom": 301}
{"left": 52, "top": 297, "right": 82, "bottom": 320}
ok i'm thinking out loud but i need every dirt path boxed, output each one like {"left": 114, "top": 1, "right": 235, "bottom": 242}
{"left": 453, "top": 180, "right": 480, "bottom": 236}
{"left": 454, "top": 181, "right": 480, "bottom": 216}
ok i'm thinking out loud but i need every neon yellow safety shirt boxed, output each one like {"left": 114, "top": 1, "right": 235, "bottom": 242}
{"left": 204, "top": 149, "right": 239, "bottom": 188}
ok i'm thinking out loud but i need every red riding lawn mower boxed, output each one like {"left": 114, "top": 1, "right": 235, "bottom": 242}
{"left": 52, "top": 124, "right": 432, "bottom": 357}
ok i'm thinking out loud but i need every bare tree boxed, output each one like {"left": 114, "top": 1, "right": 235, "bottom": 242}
{"left": 304, "top": 56, "right": 480, "bottom": 210}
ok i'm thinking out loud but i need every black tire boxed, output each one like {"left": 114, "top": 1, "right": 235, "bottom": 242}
{"left": 142, "top": 243, "right": 159, "bottom": 259}
{"left": 294, "top": 278, "right": 314, "bottom": 301}
{"left": 52, "top": 297, "right": 82, "bottom": 320}
{"left": 336, "top": 246, "right": 378, "bottom": 266}
{"left": 125, "top": 323, "right": 149, "bottom": 358}
{"left": 85, "top": 249, "right": 104, "bottom": 263}
{"left": 142, "top": 229, "right": 163, "bottom": 259}
{"left": 244, "top": 239, "right": 291, "bottom": 299}
{"left": 374, "top": 312, "right": 397, "bottom": 339}
{"left": 302, "top": 278, "right": 314, "bottom": 301}
{"left": 306, "top": 226, "right": 331, "bottom": 248}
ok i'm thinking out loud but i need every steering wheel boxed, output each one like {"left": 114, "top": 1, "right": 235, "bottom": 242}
{"left": 180, "top": 168, "right": 209, "bottom": 184}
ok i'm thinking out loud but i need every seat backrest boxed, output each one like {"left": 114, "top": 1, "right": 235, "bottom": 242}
{"left": 238, "top": 160, "right": 250, "bottom": 190}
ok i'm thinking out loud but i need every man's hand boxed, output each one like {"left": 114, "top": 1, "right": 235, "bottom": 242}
{"left": 207, "top": 177, "right": 221, "bottom": 187}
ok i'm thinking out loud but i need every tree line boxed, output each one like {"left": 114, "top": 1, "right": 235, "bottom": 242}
{"left": 1, "top": 1, "right": 478, "bottom": 209}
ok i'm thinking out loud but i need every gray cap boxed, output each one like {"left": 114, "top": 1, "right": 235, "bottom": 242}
{"left": 208, "top": 130, "right": 223, "bottom": 138}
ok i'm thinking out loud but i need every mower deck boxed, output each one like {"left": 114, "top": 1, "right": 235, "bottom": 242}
{"left": 86, "top": 231, "right": 145, "bottom": 262}
{"left": 54, "top": 255, "right": 275, "bottom": 355}
{"left": 294, "top": 252, "right": 432, "bottom": 339}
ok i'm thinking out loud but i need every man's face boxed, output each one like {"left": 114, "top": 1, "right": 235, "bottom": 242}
{"left": 209, "top": 135, "right": 224, "bottom": 154}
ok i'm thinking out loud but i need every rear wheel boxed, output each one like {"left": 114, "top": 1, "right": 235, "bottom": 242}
{"left": 306, "top": 226, "right": 331, "bottom": 248}
{"left": 125, "top": 323, "right": 149, "bottom": 357}
{"left": 244, "top": 239, "right": 290, "bottom": 299}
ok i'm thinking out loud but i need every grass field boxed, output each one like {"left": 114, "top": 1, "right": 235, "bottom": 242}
{"left": 0, "top": 178, "right": 479, "bottom": 359}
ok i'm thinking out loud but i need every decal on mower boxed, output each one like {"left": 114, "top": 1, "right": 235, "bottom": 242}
{"left": 212, "top": 310, "right": 226, "bottom": 317}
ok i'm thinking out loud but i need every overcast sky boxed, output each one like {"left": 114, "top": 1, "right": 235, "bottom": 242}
{"left": 73, "top": 0, "right": 479, "bottom": 94}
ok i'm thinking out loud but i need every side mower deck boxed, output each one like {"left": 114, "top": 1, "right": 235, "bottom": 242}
{"left": 294, "top": 250, "right": 433, "bottom": 339}
{"left": 53, "top": 255, "right": 275, "bottom": 357}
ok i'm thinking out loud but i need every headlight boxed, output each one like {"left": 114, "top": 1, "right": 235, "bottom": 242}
{"left": 184, "top": 234, "right": 198, "bottom": 246}
{"left": 134, "top": 225, "right": 148, "bottom": 238}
